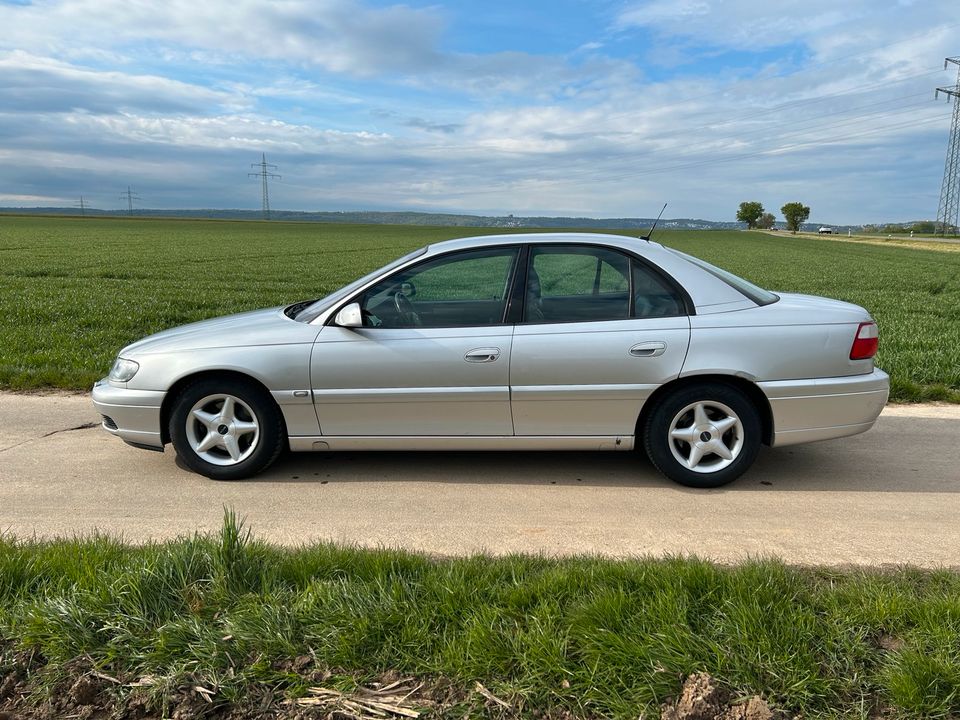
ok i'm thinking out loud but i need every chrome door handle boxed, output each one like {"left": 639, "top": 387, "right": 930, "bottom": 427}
{"left": 465, "top": 347, "right": 501, "bottom": 363}
{"left": 629, "top": 341, "right": 666, "bottom": 358}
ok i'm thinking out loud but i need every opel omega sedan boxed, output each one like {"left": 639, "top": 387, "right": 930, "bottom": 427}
{"left": 92, "top": 233, "right": 889, "bottom": 488}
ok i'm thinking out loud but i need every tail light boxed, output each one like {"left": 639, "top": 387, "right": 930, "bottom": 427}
{"left": 850, "top": 321, "right": 879, "bottom": 360}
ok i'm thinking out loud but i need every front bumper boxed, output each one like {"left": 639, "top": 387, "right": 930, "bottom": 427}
{"left": 759, "top": 368, "right": 890, "bottom": 447}
{"left": 91, "top": 379, "right": 166, "bottom": 450}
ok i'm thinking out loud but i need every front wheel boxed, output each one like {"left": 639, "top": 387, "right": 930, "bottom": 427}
{"left": 643, "top": 383, "right": 761, "bottom": 488}
{"left": 169, "top": 377, "right": 285, "bottom": 480}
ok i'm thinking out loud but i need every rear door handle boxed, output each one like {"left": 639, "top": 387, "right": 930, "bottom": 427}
{"left": 629, "top": 341, "right": 666, "bottom": 358}
{"left": 465, "top": 347, "right": 501, "bottom": 363}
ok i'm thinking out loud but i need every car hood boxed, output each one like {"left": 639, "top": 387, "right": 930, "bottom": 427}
{"left": 121, "top": 307, "right": 321, "bottom": 355}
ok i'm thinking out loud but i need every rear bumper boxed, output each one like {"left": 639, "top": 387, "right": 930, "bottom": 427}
{"left": 759, "top": 369, "right": 890, "bottom": 447}
{"left": 91, "top": 379, "right": 166, "bottom": 450}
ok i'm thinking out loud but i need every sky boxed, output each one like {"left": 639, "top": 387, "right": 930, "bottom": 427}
{"left": 0, "top": 0, "right": 958, "bottom": 223}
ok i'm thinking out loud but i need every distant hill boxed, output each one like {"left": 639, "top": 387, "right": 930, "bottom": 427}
{"left": 0, "top": 207, "right": 747, "bottom": 230}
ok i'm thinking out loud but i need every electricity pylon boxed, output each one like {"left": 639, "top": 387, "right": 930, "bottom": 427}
{"left": 249, "top": 153, "right": 281, "bottom": 220}
{"left": 119, "top": 186, "right": 140, "bottom": 216}
{"left": 936, "top": 57, "right": 960, "bottom": 236}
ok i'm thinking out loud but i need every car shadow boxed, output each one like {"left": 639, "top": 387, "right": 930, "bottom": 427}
{"left": 240, "top": 415, "right": 955, "bottom": 493}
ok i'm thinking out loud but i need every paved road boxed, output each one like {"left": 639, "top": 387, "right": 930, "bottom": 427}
{"left": 1, "top": 392, "right": 958, "bottom": 566}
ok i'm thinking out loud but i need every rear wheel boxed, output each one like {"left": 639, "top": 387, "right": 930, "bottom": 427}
{"left": 643, "top": 383, "right": 761, "bottom": 488}
{"left": 169, "top": 377, "right": 284, "bottom": 480}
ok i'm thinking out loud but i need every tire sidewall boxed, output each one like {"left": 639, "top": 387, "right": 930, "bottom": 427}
{"left": 644, "top": 383, "right": 761, "bottom": 488}
{"left": 169, "top": 378, "right": 284, "bottom": 480}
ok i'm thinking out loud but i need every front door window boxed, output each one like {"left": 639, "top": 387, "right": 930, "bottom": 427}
{"left": 359, "top": 247, "right": 519, "bottom": 328}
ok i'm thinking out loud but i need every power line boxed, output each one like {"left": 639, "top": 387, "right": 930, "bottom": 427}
{"left": 936, "top": 57, "right": 960, "bottom": 236}
{"left": 74, "top": 196, "right": 86, "bottom": 217}
{"left": 119, "top": 186, "right": 140, "bottom": 216}
{"left": 248, "top": 153, "right": 281, "bottom": 220}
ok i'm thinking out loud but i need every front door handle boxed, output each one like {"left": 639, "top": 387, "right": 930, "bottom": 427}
{"left": 465, "top": 347, "right": 501, "bottom": 363}
{"left": 629, "top": 341, "right": 666, "bottom": 358}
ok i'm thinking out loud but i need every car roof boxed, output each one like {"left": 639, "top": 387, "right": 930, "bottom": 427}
{"left": 423, "top": 232, "right": 754, "bottom": 313}
{"left": 425, "top": 231, "right": 660, "bottom": 253}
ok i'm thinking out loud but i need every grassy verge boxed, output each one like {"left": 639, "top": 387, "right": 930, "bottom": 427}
{"left": 2, "top": 513, "right": 959, "bottom": 718}
{"left": 0, "top": 215, "right": 958, "bottom": 401}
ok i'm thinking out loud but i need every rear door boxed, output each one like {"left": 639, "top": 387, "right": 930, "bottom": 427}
{"left": 509, "top": 244, "right": 691, "bottom": 436}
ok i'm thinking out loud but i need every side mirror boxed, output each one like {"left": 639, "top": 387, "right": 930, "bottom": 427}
{"left": 334, "top": 302, "right": 363, "bottom": 328}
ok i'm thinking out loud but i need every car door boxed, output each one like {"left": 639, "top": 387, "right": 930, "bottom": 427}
{"left": 510, "top": 244, "right": 691, "bottom": 436}
{"left": 311, "top": 246, "right": 520, "bottom": 436}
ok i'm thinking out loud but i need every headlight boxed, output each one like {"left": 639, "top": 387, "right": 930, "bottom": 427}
{"left": 109, "top": 357, "right": 140, "bottom": 382}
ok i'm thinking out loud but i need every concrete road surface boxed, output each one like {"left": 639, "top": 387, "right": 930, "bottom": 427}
{"left": 1, "top": 392, "right": 958, "bottom": 566}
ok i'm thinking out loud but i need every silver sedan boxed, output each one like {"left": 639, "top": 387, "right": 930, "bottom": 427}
{"left": 92, "top": 233, "right": 889, "bottom": 488}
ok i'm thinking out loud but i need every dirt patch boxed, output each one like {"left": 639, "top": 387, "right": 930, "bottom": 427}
{"left": 0, "top": 665, "right": 473, "bottom": 720}
{"left": 661, "top": 673, "right": 776, "bottom": 720}
{"left": 1, "top": 653, "right": 787, "bottom": 720}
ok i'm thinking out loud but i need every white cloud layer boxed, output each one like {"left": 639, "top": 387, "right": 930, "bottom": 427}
{"left": 0, "top": 0, "right": 958, "bottom": 222}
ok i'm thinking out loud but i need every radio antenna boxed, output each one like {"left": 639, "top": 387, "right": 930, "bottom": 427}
{"left": 641, "top": 203, "right": 667, "bottom": 242}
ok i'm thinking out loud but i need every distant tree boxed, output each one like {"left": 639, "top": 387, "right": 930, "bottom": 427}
{"left": 736, "top": 201, "right": 765, "bottom": 229}
{"left": 781, "top": 202, "right": 811, "bottom": 233}
{"left": 756, "top": 212, "right": 776, "bottom": 229}
{"left": 911, "top": 221, "right": 936, "bottom": 234}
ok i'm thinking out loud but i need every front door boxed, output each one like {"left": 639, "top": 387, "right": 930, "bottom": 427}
{"left": 311, "top": 246, "right": 520, "bottom": 436}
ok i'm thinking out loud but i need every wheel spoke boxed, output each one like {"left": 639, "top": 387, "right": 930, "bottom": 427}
{"left": 713, "top": 416, "right": 738, "bottom": 435}
{"left": 192, "top": 408, "right": 218, "bottom": 429}
{"left": 223, "top": 434, "right": 241, "bottom": 461}
{"left": 711, "top": 440, "right": 734, "bottom": 461}
{"left": 693, "top": 402, "right": 710, "bottom": 428}
{"left": 194, "top": 431, "right": 220, "bottom": 453}
{"left": 232, "top": 420, "right": 258, "bottom": 437}
{"left": 220, "top": 396, "right": 236, "bottom": 423}
{"left": 670, "top": 425, "right": 699, "bottom": 443}
{"left": 686, "top": 443, "right": 705, "bottom": 469}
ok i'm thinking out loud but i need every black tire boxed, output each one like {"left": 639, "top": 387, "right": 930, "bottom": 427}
{"left": 169, "top": 377, "right": 285, "bottom": 480}
{"left": 643, "top": 382, "right": 761, "bottom": 488}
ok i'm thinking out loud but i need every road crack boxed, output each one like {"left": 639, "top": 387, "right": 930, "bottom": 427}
{"left": 0, "top": 422, "right": 98, "bottom": 454}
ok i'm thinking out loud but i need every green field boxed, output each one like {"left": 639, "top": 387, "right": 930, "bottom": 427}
{"left": 0, "top": 215, "right": 957, "bottom": 401}
{"left": 1, "top": 514, "right": 959, "bottom": 719}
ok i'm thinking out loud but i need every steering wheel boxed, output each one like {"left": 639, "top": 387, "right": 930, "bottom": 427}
{"left": 393, "top": 291, "right": 421, "bottom": 327}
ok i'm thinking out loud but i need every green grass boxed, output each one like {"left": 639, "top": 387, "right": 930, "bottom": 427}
{"left": 1, "top": 513, "right": 959, "bottom": 718}
{"left": 0, "top": 215, "right": 957, "bottom": 401}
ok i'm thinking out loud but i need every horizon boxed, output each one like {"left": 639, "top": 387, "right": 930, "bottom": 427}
{"left": 0, "top": 205, "right": 931, "bottom": 229}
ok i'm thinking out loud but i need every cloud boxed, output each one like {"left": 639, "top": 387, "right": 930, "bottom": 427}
{"left": 0, "top": 51, "right": 233, "bottom": 114}
{"left": 615, "top": 0, "right": 958, "bottom": 62}
{"left": 0, "top": 0, "right": 956, "bottom": 222}
{"left": 0, "top": 0, "right": 445, "bottom": 77}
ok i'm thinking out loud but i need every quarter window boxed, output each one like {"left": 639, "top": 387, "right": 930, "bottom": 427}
{"left": 632, "top": 262, "right": 685, "bottom": 318}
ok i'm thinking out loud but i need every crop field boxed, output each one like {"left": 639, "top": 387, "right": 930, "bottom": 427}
{"left": 0, "top": 214, "right": 957, "bottom": 401}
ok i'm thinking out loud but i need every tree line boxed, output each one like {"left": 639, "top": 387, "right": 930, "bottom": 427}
{"left": 737, "top": 201, "right": 810, "bottom": 232}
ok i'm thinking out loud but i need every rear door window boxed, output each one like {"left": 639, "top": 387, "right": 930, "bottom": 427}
{"left": 524, "top": 246, "right": 630, "bottom": 323}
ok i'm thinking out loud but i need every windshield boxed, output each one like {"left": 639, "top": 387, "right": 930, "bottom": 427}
{"left": 292, "top": 247, "right": 428, "bottom": 323}
{"left": 668, "top": 249, "right": 779, "bottom": 306}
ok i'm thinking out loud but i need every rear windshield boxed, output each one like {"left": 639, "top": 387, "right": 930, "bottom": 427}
{"left": 669, "top": 249, "right": 779, "bottom": 306}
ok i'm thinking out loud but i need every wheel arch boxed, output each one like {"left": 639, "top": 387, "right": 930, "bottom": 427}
{"left": 635, "top": 374, "right": 774, "bottom": 446}
{"left": 160, "top": 369, "right": 287, "bottom": 445}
